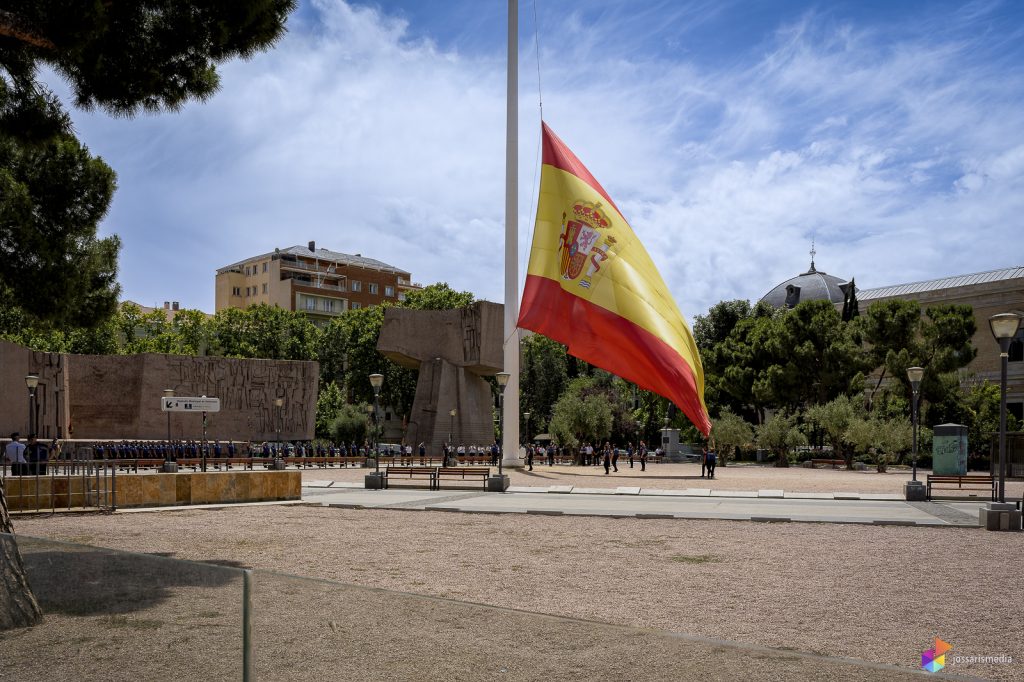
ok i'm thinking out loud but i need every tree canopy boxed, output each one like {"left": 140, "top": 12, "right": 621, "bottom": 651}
{"left": 1, "top": 0, "right": 296, "bottom": 330}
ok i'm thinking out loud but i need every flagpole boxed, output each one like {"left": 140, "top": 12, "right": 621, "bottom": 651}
{"left": 501, "top": 0, "right": 521, "bottom": 469}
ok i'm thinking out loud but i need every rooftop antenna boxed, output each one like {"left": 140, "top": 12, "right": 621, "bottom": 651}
{"left": 809, "top": 238, "right": 817, "bottom": 273}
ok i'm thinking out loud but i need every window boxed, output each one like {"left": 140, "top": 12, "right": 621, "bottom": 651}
{"left": 323, "top": 299, "right": 334, "bottom": 312}
{"left": 338, "top": 281, "right": 347, "bottom": 292}
{"left": 232, "top": 287, "right": 241, "bottom": 297}
{"left": 397, "top": 292, "right": 406, "bottom": 302}
{"left": 262, "top": 283, "right": 267, "bottom": 294}
{"left": 244, "top": 266, "right": 250, "bottom": 276}
{"left": 305, "top": 297, "right": 316, "bottom": 311}
{"left": 368, "top": 283, "right": 379, "bottom": 295}
{"left": 246, "top": 286, "right": 251, "bottom": 296}
{"left": 262, "top": 262, "right": 268, "bottom": 273}
{"left": 385, "top": 286, "right": 394, "bottom": 297}
{"left": 351, "top": 281, "right": 362, "bottom": 292}
{"left": 351, "top": 302, "right": 361, "bottom": 310}
{"left": 1009, "top": 330, "right": 1023, "bottom": 362}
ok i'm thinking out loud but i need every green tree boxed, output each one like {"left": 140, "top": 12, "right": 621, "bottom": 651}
{"left": 548, "top": 377, "right": 614, "bottom": 452}
{"left": 0, "top": 128, "right": 120, "bottom": 328}
{"left": 520, "top": 333, "right": 569, "bottom": 431}
{"left": 693, "top": 299, "right": 752, "bottom": 354}
{"left": 315, "top": 381, "right": 346, "bottom": 439}
{"left": 330, "top": 403, "right": 371, "bottom": 445}
{"left": 755, "top": 411, "right": 807, "bottom": 467}
{"left": 0, "top": 1, "right": 295, "bottom": 117}
{"left": 710, "top": 408, "right": 753, "bottom": 465}
{"left": 805, "top": 394, "right": 859, "bottom": 468}
{"left": 208, "top": 304, "right": 318, "bottom": 361}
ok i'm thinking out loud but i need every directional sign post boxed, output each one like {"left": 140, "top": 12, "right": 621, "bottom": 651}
{"left": 161, "top": 396, "right": 219, "bottom": 472}
{"left": 161, "top": 397, "right": 221, "bottom": 413}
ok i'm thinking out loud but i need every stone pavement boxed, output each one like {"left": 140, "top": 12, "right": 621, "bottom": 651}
{"left": 302, "top": 481, "right": 985, "bottom": 526}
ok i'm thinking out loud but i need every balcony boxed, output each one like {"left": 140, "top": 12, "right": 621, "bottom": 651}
{"left": 280, "top": 258, "right": 347, "bottom": 278}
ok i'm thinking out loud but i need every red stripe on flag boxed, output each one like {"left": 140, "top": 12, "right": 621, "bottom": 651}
{"left": 518, "top": 274, "right": 711, "bottom": 436}
{"left": 541, "top": 122, "right": 622, "bottom": 217}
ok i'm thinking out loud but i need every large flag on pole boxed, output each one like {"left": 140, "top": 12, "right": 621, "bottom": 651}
{"left": 518, "top": 122, "right": 711, "bottom": 435}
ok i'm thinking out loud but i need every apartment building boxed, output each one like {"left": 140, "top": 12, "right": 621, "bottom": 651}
{"left": 215, "top": 241, "right": 421, "bottom": 324}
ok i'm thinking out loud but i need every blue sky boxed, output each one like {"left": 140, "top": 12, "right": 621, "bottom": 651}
{"left": 47, "top": 0, "right": 1024, "bottom": 321}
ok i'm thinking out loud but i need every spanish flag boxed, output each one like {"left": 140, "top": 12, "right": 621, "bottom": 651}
{"left": 518, "top": 123, "right": 710, "bottom": 435}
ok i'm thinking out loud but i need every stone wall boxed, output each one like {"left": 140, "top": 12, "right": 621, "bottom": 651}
{"left": 0, "top": 341, "right": 318, "bottom": 441}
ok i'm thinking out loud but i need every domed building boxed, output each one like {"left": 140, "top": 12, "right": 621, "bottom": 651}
{"left": 759, "top": 247, "right": 853, "bottom": 309}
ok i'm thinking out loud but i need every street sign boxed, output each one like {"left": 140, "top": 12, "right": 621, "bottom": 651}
{"left": 161, "top": 396, "right": 221, "bottom": 413}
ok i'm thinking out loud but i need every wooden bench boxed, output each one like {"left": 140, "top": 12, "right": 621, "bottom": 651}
{"left": 436, "top": 467, "right": 490, "bottom": 490}
{"left": 383, "top": 466, "right": 437, "bottom": 489}
{"left": 927, "top": 475, "right": 996, "bottom": 501}
{"left": 810, "top": 459, "right": 845, "bottom": 469}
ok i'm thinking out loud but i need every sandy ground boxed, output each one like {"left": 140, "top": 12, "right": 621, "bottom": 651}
{"left": 302, "top": 460, "right": 1024, "bottom": 497}
{"left": 7, "top": 501, "right": 1023, "bottom": 681}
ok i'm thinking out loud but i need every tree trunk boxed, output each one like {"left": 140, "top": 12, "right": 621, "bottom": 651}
{"left": 0, "top": 483, "right": 43, "bottom": 631}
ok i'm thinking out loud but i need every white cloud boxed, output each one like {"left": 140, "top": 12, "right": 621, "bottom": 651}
{"left": 48, "top": 0, "right": 1024, "bottom": 323}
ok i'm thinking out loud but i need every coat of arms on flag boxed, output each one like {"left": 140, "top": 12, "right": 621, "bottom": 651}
{"left": 558, "top": 201, "right": 617, "bottom": 289}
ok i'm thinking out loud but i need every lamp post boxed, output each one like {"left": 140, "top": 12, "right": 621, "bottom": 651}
{"left": 163, "top": 389, "right": 175, "bottom": 443}
{"left": 496, "top": 372, "right": 510, "bottom": 475}
{"left": 370, "top": 373, "right": 384, "bottom": 473}
{"left": 990, "top": 313, "right": 1021, "bottom": 503}
{"left": 523, "top": 411, "right": 531, "bottom": 448}
{"left": 906, "top": 366, "right": 924, "bottom": 482}
{"left": 449, "top": 408, "right": 457, "bottom": 448}
{"left": 25, "top": 374, "right": 38, "bottom": 436}
{"left": 274, "top": 397, "right": 284, "bottom": 458}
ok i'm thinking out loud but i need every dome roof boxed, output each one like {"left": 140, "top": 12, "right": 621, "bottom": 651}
{"left": 760, "top": 260, "right": 850, "bottom": 309}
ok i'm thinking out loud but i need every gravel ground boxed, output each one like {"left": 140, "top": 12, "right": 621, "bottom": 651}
{"left": 8, "top": 504, "right": 1023, "bottom": 681}
{"left": 303, "top": 461, "right": 1024, "bottom": 497}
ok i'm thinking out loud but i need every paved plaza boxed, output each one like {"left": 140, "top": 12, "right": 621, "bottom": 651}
{"left": 304, "top": 482, "right": 987, "bottom": 526}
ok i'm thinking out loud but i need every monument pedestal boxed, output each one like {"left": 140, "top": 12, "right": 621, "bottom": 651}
{"left": 904, "top": 480, "right": 927, "bottom": 501}
{"left": 365, "top": 472, "right": 384, "bottom": 489}
{"left": 486, "top": 475, "right": 510, "bottom": 492}
{"left": 272, "top": 457, "right": 287, "bottom": 470}
{"left": 161, "top": 461, "right": 179, "bottom": 473}
{"left": 980, "top": 502, "right": 1022, "bottom": 531}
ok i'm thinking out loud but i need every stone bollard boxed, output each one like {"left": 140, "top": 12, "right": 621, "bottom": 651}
{"left": 161, "top": 461, "right": 179, "bottom": 473}
{"left": 979, "top": 502, "right": 1023, "bottom": 531}
{"left": 904, "top": 480, "right": 927, "bottom": 501}
{"left": 486, "top": 475, "right": 510, "bottom": 492}
{"left": 272, "top": 457, "right": 287, "bottom": 470}
{"left": 365, "top": 472, "right": 384, "bottom": 489}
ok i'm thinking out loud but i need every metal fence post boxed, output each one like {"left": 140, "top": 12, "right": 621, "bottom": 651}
{"left": 243, "top": 569, "right": 254, "bottom": 681}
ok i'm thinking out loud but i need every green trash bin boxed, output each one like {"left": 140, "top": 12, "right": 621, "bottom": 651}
{"left": 932, "top": 424, "right": 967, "bottom": 475}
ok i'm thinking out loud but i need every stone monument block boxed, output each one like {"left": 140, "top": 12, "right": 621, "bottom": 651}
{"left": 377, "top": 302, "right": 503, "bottom": 453}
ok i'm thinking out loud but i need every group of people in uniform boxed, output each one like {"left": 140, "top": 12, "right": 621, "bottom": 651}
{"left": 522, "top": 441, "right": 651, "bottom": 473}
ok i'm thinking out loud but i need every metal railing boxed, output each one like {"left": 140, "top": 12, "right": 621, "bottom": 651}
{"left": 1, "top": 459, "right": 116, "bottom": 514}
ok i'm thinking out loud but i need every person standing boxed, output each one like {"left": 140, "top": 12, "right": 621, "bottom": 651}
{"left": 5, "top": 433, "right": 28, "bottom": 476}
{"left": 639, "top": 440, "right": 648, "bottom": 472}
{"left": 26, "top": 434, "right": 49, "bottom": 476}
{"left": 706, "top": 445, "right": 717, "bottom": 479}
{"left": 611, "top": 443, "right": 619, "bottom": 472}
{"left": 627, "top": 443, "right": 635, "bottom": 468}
{"left": 525, "top": 443, "right": 534, "bottom": 471}
{"left": 602, "top": 442, "right": 611, "bottom": 475}
{"left": 700, "top": 446, "right": 708, "bottom": 478}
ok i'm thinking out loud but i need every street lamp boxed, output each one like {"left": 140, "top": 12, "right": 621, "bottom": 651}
{"left": 495, "top": 372, "right": 510, "bottom": 475}
{"left": 274, "top": 397, "right": 284, "bottom": 459}
{"left": 25, "top": 374, "right": 38, "bottom": 436}
{"left": 369, "top": 373, "right": 384, "bottom": 473}
{"left": 523, "top": 411, "right": 531, "bottom": 447}
{"left": 990, "top": 313, "right": 1022, "bottom": 503}
{"left": 907, "top": 366, "right": 924, "bottom": 482}
{"left": 163, "top": 389, "right": 175, "bottom": 461}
